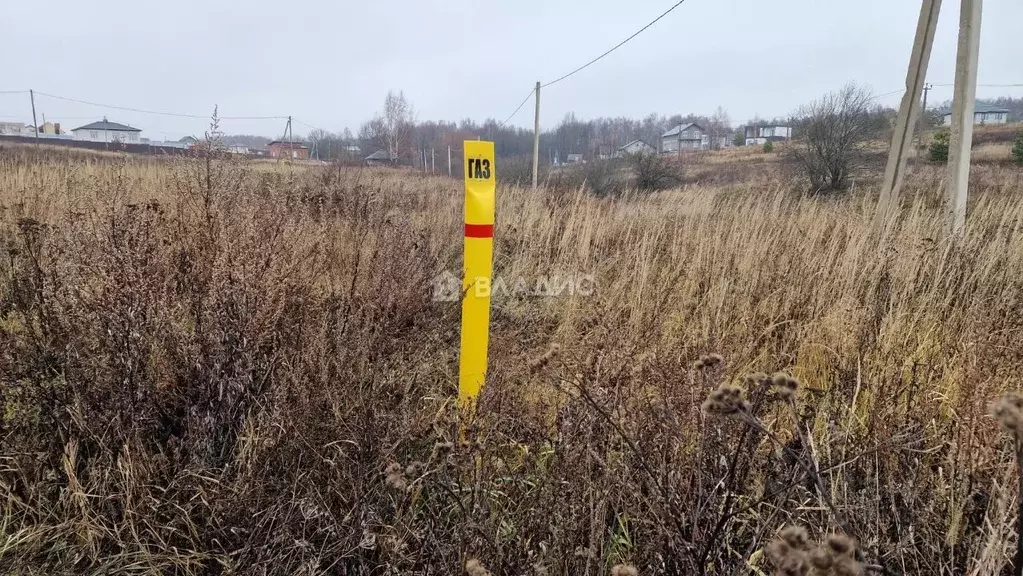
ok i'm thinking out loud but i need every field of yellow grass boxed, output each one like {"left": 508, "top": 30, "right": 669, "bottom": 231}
{"left": 2, "top": 143, "right": 1023, "bottom": 574}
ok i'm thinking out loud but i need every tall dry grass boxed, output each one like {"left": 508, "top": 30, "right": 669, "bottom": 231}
{"left": 2, "top": 143, "right": 1023, "bottom": 574}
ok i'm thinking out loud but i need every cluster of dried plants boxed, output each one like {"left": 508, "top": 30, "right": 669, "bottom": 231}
{"left": 2, "top": 143, "right": 1023, "bottom": 574}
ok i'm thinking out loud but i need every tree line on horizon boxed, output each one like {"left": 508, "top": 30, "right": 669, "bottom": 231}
{"left": 223, "top": 91, "right": 1023, "bottom": 164}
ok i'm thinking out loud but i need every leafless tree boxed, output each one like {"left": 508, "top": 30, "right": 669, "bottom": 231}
{"left": 706, "top": 106, "right": 732, "bottom": 150}
{"left": 382, "top": 90, "right": 415, "bottom": 161}
{"left": 789, "top": 83, "right": 874, "bottom": 192}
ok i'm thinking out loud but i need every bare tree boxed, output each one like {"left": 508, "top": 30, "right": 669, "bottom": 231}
{"left": 358, "top": 117, "right": 388, "bottom": 157}
{"left": 789, "top": 83, "right": 874, "bottom": 192}
{"left": 382, "top": 90, "right": 415, "bottom": 161}
{"left": 706, "top": 106, "right": 732, "bottom": 150}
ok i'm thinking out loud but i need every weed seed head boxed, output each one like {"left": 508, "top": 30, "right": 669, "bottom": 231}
{"left": 825, "top": 533, "right": 855, "bottom": 557}
{"left": 694, "top": 353, "right": 724, "bottom": 371}
{"left": 465, "top": 558, "right": 491, "bottom": 576}
{"left": 780, "top": 525, "right": 810, "bottom": 550}
{"left": 809, "top": 547, "right": 833, "bottom": 570}
{"left": 703, "top": 383, "right": 750, "bottom": 415}
{"left": 529, "top": 343, "right": 562, "bottom": 373}
{"left": 768, "top": 527, "right": 865, "bottom": 576}
{"left": 773, "top": 372, "right": 800, "bottom": 399}
{"left": 384, "top": 462, "right": 407, "bottom": 491}
{"left": 610, "top": 564, "right": 639, "bottom": 576}
{"left": 994, "top": 394, "right": 1023, "bottom": 434}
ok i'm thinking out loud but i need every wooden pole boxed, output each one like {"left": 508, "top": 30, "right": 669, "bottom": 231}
{"left": 876, "top": 0, "right": 942, "bottom": 224}
{"left": 947, "top": 0, "right": 983, "bottom": 235}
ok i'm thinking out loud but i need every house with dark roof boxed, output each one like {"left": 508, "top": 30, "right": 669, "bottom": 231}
{"left": 365, "top": 150, "right": 392, "bottom": 166}
{"left": 942, "top": 104, "right": 1010, "bottom": 126}
{"left": 71, "top": 118, "right": 142, "bottom": 143}
{"left": 661, "top": 123, "right": 706, "bottom": 152}
{"left": 616, "top": 139, "right": 656, "bottom": 157}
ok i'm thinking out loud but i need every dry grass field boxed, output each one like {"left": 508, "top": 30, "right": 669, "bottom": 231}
{"left": 2, "top": 142, "right": 1023, "bottom": 574}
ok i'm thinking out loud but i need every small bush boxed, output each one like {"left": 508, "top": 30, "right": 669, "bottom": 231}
{"left": 762, "top": 140, "right": 774, "bottom": 153}
{"left": 929, "top": 129, "right": 950, "bottom": 163}
{"left": 1012, "top": 132, "right": 1023, "bottom": 165}
{"left": 580, "top": 158, "right": 627, "bottom": 197}
{"left": 500, "top": 156, "right": 548, "bottom": 186}
{"left": 630, "top": 152, "right": 682, "bottom": 192}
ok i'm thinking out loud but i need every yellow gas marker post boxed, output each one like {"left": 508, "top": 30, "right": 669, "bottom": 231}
{"left": 459, "top": 141, "right": 496, "bottom": 410}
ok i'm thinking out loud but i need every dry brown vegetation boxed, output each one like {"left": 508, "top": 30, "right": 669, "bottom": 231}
{"left": 2, "top": 142, "right": 1023, "bottom": 574}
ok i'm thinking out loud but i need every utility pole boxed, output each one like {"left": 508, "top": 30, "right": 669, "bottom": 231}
{"left": 286, "top": 116, "right": 294, "bottom": 159}
{"left": 448, "top": 145, "right": 452, "bottom": 177}
{"left": 918, "top": 83, "right": 933, "bottom": 135}
{"left": 532, "top": 81, "right": 541, "bottom": 189}
{"left": 947, "top": 0, "right": 983, "bottom": 235}
{"left": 876, "top": 0, "right": 942, "bottom": 225}
{"left": 29, "top": 89, "right": 39, "bottom": 142}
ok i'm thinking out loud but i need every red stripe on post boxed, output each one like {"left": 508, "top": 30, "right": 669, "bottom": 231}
{"left": 464, "top": 223, "right": 494, "bottom": 238}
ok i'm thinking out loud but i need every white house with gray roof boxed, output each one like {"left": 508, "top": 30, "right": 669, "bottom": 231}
{"left": 661, "top": 123, "right": 706, "bottom": 153}
{"left": 71, "top": 118, "right": 142, "bottom": 143}
{"left": 942, "top": 104, "right": 1010, "bottom": 126}
{"left": 616, "top": 139, "right": 656, "bottom": 157}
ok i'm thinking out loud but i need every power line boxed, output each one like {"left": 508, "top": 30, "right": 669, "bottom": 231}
{"left": 0, "top": 90, "right": 29, "bottom": 95}
{"left": 292, "top": 118, "right": 332, "bottom": 133}
{"left": 931, "top": 82, "right": 1023, "bottom": 87}
{"left": 870, "top": 88, "right": 907, "bottom": 101}
{"left": 498, "top": 87, "right": 536, "bottom": 127}
{"left": 33, "top": 90, "right": 287, "bottom": 120}
{"left": 540, "top": 0, "right": 688, "bottom": 88}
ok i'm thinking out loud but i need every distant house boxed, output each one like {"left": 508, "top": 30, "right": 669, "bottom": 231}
{"left": 365, "top": 150, "right": 392, "bottom": 166}
{"left": 267, "top": 140, "right": 310, "bottom": 159}
{"left": 662, "top": 123, "right": 705, "bottom": 153}
{"left": 38, "top": 121, "right": 62, "bottom": 135}
{"left": 0, "top": 122, "right": 25, "bottom": 135}
{"left": 229, "top": 144, "right": 250, "bottom": 154}
{"left": 617, "top": 139, "right": 656, "bottom": 157}
{"left": 71, "top": 119, "right": 142, "bottom": 143}
{"left": 744, "top": 125, "right": 791, "bottom": 146}
{"left": 942, "top": 104, "right": 1010, "bottom": 126}
{"left": 179, "top": 136, "right": 199, "bottom": 146}
{"left": 566, "top": 153, "right": 584, "bottom": 164}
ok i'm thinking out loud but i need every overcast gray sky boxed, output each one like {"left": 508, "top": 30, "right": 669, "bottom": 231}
{"left": 1, "top": 0, "right": 1020, "bottom": 140}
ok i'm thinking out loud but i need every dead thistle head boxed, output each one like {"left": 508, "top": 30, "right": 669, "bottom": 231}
{"left": 994, "top": 394, "right": 1023, "bottom": 437}
{"left": 384, "top": 462, "right": 407, "bottom": 491}
{"left": 693, "top": 353, "right": 724, "bottom": 370}
{"left": 465, "top": 558, "right": 491, "bottom": 576}
{"left": 780, "top": 525, "right": 810, "bottom": 550}
{"left": 529, "top": 343, "right": 561, "bottom": 373}
{"left": 765, "top": 539, "right": 808, "bottom": 576}
{"left": 744, "top": 372, "right": 770, "bottom": 385}
{"left": 772, "top": 372, "right": 800, "bottom": 400}
{"left": 610, "top": 564, "right": 639, "bottom": 576}
{"left": 702, "top": 383, "right": 750, "bottom": 415}
{"left": 825, "top": 533, "right": 855, "bottom": 558}
{"left": 767, "top": 528, "right": 863, "bottom": 576}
